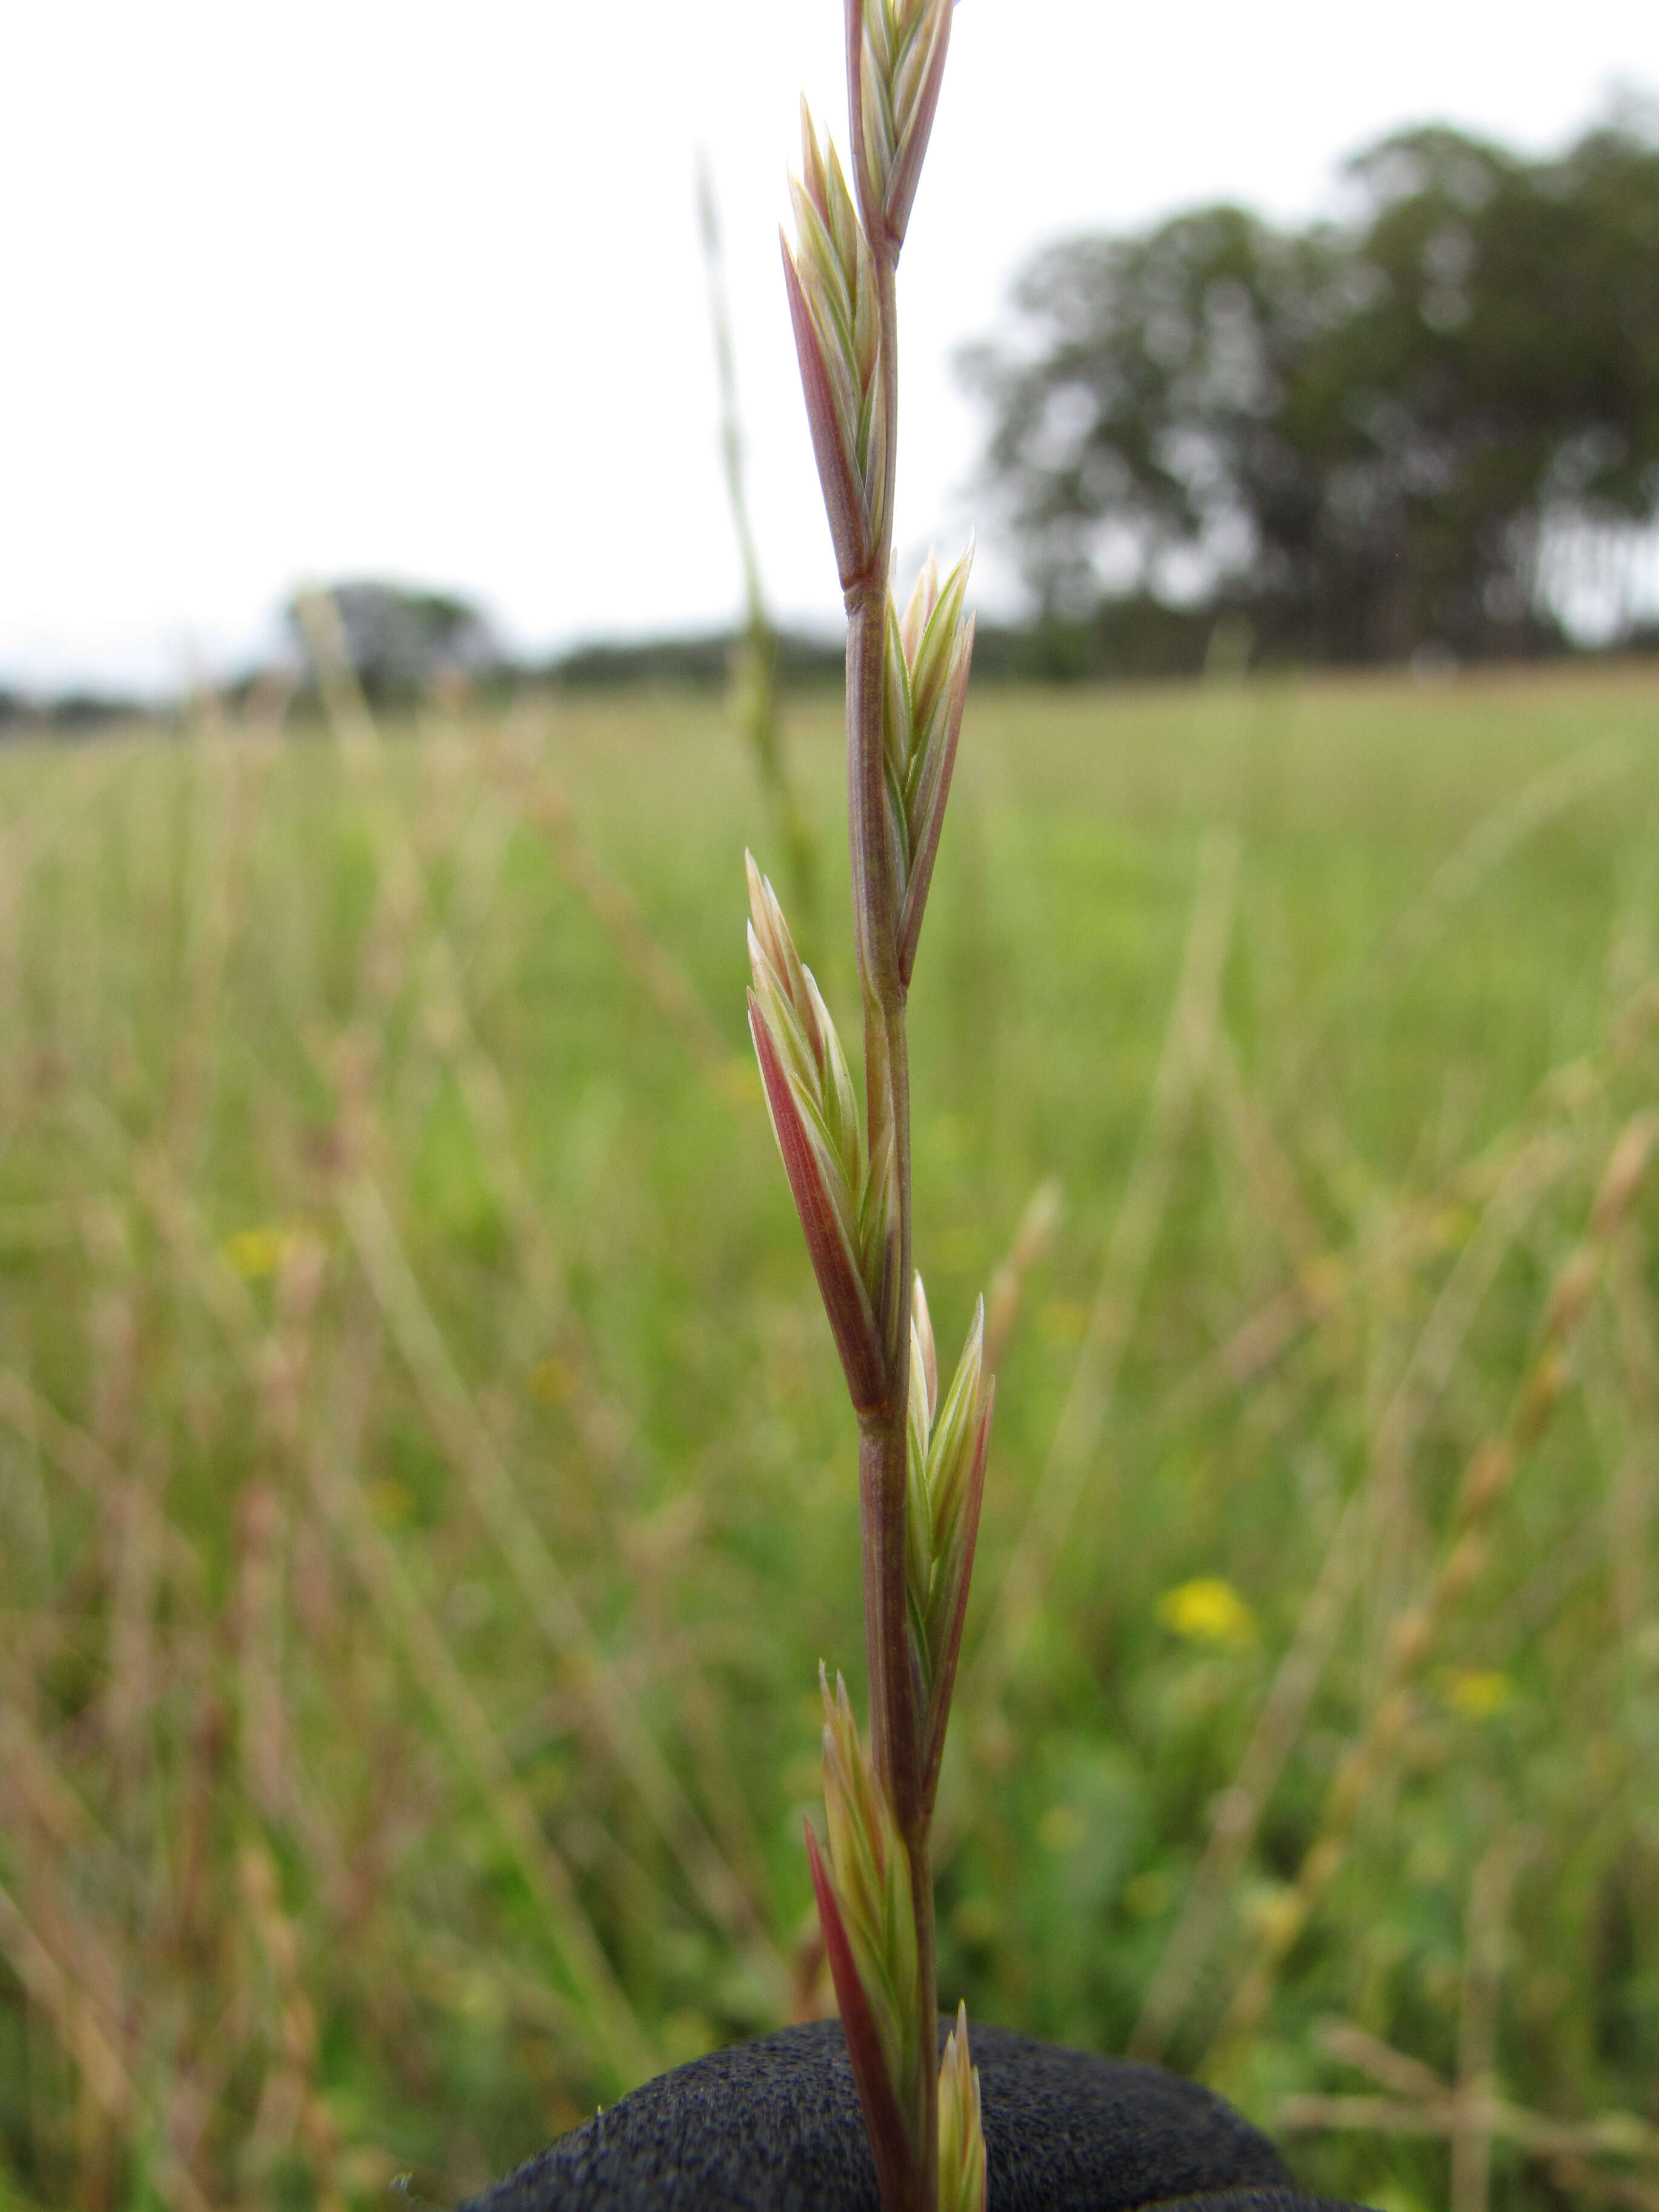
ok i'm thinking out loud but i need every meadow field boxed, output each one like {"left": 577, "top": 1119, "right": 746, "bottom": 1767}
{"left": 2, "top": 662, "right": 1658, "bottom": 2212}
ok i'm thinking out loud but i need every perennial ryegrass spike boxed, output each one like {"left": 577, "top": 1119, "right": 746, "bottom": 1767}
{"left": 756, "top": 2, "right": 990, "bottom": 2203}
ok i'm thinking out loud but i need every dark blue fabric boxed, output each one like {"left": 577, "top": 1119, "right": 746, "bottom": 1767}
{"left": 462, "top": 2018, "right": 1367, "bottom": 2210}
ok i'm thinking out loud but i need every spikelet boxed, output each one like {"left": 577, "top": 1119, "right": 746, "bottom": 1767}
{"left": 781, "top": 102, "right": 888, "bottom": 591}
{"left": 903, "top": 1279, "right": 994, "bottom": 1809}
{"left": 847, "top": 0, "right": 955, "bottom": 252}
{"left": 746, "top": 856, "right": 888, "bottom": 1415}
{"left": 937, "top": 2003, "right": 987, "bottom": 2212}
{"left": 806, "top": 1671, "right": 922, "bottom": 2202}
{"left": 882, "top": 543, "right": 976, "bottom": 985}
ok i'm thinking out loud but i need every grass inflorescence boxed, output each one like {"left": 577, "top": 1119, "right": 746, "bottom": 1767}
{"left": 765, "top": 7, "right": 987, "bottom": 2201}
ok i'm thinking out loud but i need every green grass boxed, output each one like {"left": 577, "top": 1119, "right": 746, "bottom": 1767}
{"left": 2, "top": 663, "right": 1658, "bottom": 2211}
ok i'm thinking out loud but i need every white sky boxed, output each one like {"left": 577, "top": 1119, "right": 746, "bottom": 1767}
{"left": 2, "top": 1, "right": 1655, "bottom": 695}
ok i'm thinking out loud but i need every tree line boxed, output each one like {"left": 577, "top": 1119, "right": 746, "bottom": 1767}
{"left": 960, "top": 111, "right": 1659, "bottom": 666}
{"left": 8, "top": 113, "right": 1655, "bottom": 733}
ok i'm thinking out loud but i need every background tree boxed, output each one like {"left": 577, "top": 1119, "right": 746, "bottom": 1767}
{"left": 962, "top": 112, "right": 1659, "bottom": 663}
{"left": 286, "top": 580, "right": 501, "bottom": 702}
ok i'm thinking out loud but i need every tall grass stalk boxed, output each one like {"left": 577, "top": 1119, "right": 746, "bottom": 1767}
{"left": 1207, "top": 1104, "right": 1659, "bottom": 2074}
{"left": 696, "top": 155, "right": 819, "bottom": 934}
{"left": 746, "top": 5, "right": 985, "bottom": 2205}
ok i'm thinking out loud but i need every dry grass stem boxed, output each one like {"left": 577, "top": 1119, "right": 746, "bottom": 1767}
{"left": 1131, "top": 1125, "right": 1568, "bottom": 2060}
{"left": 982, "top": 1179, "right": 1063, "bottom": 1376}
{"left": 1450, "top": 1837, "right": 1529, "bottom": 2212}
{"left": 1206, "top": 1108, "right": 1659, "bottom": 2068}
{"left": 697, "top": 153, "right": 819, "bottom": 928}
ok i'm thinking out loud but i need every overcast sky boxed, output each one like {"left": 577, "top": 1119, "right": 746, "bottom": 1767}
{"left": 3, "top": 1, "right": 1655, "bottom": 695}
